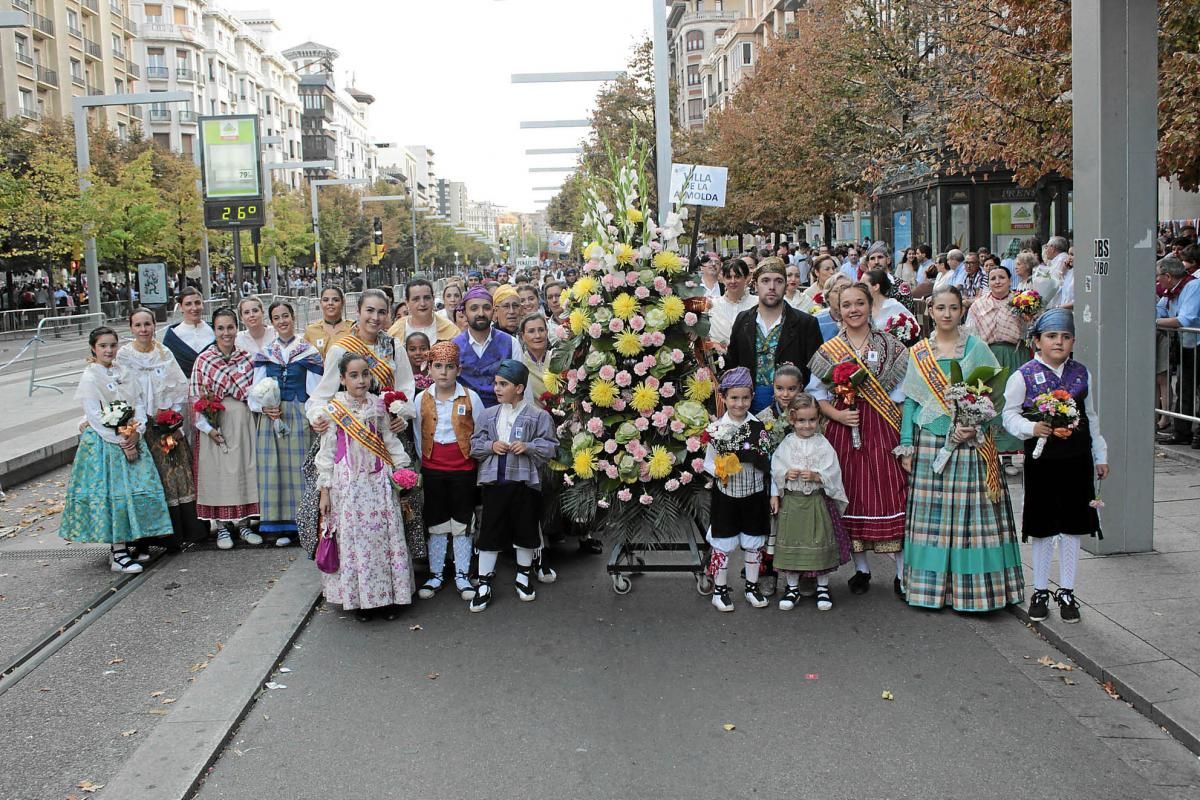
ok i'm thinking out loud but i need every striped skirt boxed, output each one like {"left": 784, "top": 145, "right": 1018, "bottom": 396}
{"left": 254, "top": 400, "right": 312, "bottom": 536}
{"left": 825, "top": 402, "right": 907, "bottom": 552}
{"left": 903, "top": 427, "right": 1025, "bottom": 612}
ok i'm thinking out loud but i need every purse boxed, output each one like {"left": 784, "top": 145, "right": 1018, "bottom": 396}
{"left": 315, "top": 519, "right": 339, "bottom": 574}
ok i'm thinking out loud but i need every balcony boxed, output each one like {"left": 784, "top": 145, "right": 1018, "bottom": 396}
{"left": 176, "top": 67, "right": 197, "bottom": 83}
{"left": 72, "top": 73, "right": 85, "bottom": 88}
{"left": 15, "top": 51, "right": 33, "bottom": 67}
{"left": 178, "top": 110, "right": 198, "bottom": 124}
{"left": 112, "top": 45, "right": 125, "bottom": 60}
{"left": 145, "top": 65, "right": 169, "bottom": 80}
{"left": 87, "top": 84, "right": 104, "bottom": 96}
{"left": 124, "top": 17, "right": 137, "bottom": 35}
{"left": 125, "top": 104, "right": 141, "bottom": 116}
{"left": 31, "top": 12, "right": 54, "bottom": 37}
{"left": 68, "top": 24, "right": 82, "bottom": 38}
{"left": 84, "top": 39, "right": 102, "bottom": 59}
{"left": 139, "top": 22, "right": 201, "bottom": 45}
{"left": 35, "top": 65, "right": 58, "bottom": 87}
{"left": 12, "top": 0, "right": 29, "bottom": 10}
{"left": 149, "top": 109, "right": 172, "bottom": 122}
{"left": 126, "top": 62, "right": 139, "bottom": 79}
{"left": 82, "top": 0, "right": 99, "bottom": 12}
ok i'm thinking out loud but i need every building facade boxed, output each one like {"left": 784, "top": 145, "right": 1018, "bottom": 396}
{"left": 1, "top": 0, "right": 140, "bottom": 135}
{"left": 666, "top": 0, "right": 739, "bottom": 130}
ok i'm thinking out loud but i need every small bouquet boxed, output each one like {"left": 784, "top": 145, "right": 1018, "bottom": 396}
{"left": 382, "top": 390, "right": 413, "bottom": 420}
{"left": 926, "top": 367, "right": 1003, "bottom": 472}
{"left": 193, "top": 395, "right": 228, "bottom": 452}
{"left": 151, "top": 408, "right": 184, "bottom": 454}
{"left": 831, "top": 361, "right": 869, "bottom": 449}
{"left": 1008, "top": 289, "right": 1043, "bottom": 321}
{"left": 100, "top": 400, "right": 140, "bottom": 460}
{"left": 413, "top": 372, "right": 434, "bottom": 394}
{"left": 706, "top": 418, "right": 772, "bottom": 485}
{"left": 248, "top": 377, "right": 289, "bottom": 437}
{"left": 883, "top": 313, "right": 921, "bottom": 346}
{"left": 390, "top": 467, "right": 421, "bottom": 497}
{"left": 1029, "top": 388, "right": 1079, "bottom": 459}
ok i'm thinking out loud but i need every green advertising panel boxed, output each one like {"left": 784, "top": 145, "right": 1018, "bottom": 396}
{"left": 199, "top": 116, "right": 262, "bottom": 199}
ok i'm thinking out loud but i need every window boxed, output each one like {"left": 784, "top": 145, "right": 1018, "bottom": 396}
{"left": 144, "top": 3, "right": 162, "bottom": 20}
{"left": 181, "top": 133, "right": 193, "bottom": 156}
{"left": 687, "top": 64, "right": 700, "bottom": 86}
{"left": 14, "top": 33, "right": 30, "bottom": 60}
{"left": 66, "top": 8, "right": 79, "bottom": 34}
{"left": 153, "top": 133, "right": 170, "bottom": 149}
{"left": 741, "top": 41, "right": 753, "bottom": 66}
{"left": 688, "top": 98, "right": 704, "bottom": 120}
{"left": 112, "top": 33, "right": 121, "bottom": 53}
{"left": 70, "top": 58, "right": 82, "bottom": 80}
{"left": 114, "top": 78, "right": 124, "bottom": 93}
{"left": 173, "top": 6, "right": 187, "bottom": 25}
{"left": 686, "top": 30, "right": 704, "bottom": 52}
{"left": 18, "top": 88, "right": 34, "bottom": 113}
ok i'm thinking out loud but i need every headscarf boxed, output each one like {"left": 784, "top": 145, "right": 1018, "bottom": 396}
{"left": 461, "top": 285, "right": 492, "bottom": 312}
{"left": 496, "top": 358, "right": 529, "bottom": 386}
{"left": 1031, "top": 307, "right": 1074, "bottom": 336}
{"left": 492, "top": 284, "right": 519, "bottom": 307}
{"left": 866, "top": 241, "right": 890, "bottom": 260}
{"left": 429, "top": 340, "right": 460, "bottom": 365}
{"left": 718, "top": 366, "right": 753, "bottom": 392}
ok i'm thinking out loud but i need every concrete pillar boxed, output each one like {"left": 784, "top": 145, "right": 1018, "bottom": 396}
{"left": 1071, "top": 0, "right": 1157, "bottom": 554}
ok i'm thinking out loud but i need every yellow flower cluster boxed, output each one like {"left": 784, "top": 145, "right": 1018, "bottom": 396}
{"left": 647, "top": 446, "right": 673, "bottom": 479}
{"left": 543, "top": 370, "right": 561, "bottom": 395}
{"left": 660, "top": 295, "right": 685, "bottom": 324}
{"left": 653, "top": 251, "right": 685, "bottom": 275}
{"left": 572, "top": 276, "right": 598, "bottom": 303}
{"left": 615, "top": 243, "right": 637, "bottom": 265}
{"left": 615, "top": 330, "right": 643, "bottom": 357}
{"left": 589, "top": 378, "right": 618, "bottom": 408}
{"left": 569, "top": 309, "right": 590, "bottom": 336}
{"left": 685, "top": 374, "right": 714, "bottom": 402}
{"left": 626, "top": 208, "right": 644, "bottom": 224}
{"left": 612, "top": 293, "right": 640, "bottom": 320}
{"left": 631, "top": 382, "right": 660, "bottom": 413}
{"left": 573, "top": 450, "right": 597, "bottom": 479}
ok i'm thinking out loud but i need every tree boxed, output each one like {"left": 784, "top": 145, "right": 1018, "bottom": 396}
{"left": 261, "top": 185, "right": 316, "bottom": 272}
{"left": 89, "top": 151, "right": 169, "bottom": 301}
{"left": 152, "top": 150, "right": 204, "bottom": 279}
{"left": 1158, "top": 0, "right": 1200, "bottom": 191}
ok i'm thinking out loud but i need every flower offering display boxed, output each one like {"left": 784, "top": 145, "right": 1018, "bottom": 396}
{"left": 931, "top": 364, "right": 1007, "bottom": 473}
{"left": 151, "top": 409, "right": 184, "bottom": 454}
{"left": 1029, "top": 387, "right": 1079, "bottom": 459}
{"left": 1008, "top": 288, "right": 1043, "bottom": 321}
{"left": 883, "top": 313, "right": 921, "bottom": 347}
{"left": 829, "top": 361, "right": 868, "bottom": 449}
{"left": 706, "top": 418, "right": 772, "bottom": 485}
{"left": 544, "top": 141, "right": 717, "bottom": 544}
{"left": 248, "top": 377, "right": 289, "bottom": 437}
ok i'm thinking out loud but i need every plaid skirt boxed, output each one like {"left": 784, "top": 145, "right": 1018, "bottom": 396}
{"left": 254, "top": 400, "right": 311, "bottom": 535}
{"left": 903, "top": 427, "right": 1025, "bottom": 612}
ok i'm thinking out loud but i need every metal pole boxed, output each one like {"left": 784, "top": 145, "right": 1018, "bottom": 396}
{"left": 191, "top": 144, "right": 211, "bottom": 300}
{"left": 652, "top": 0, "right": 673, "bottom": 225}
{"left": 411, "top": 196, "right": 419, "bottom": 274}
{"left": 310, "top": 181, "right": 322, "bottom": 293}
{"left": 73, "top": 110, "right": 101, "bottom": 318}
{"left": 1071, "top": 0, "right": 1157, "bottom": 554}
{"left": 232, "top": 228, "right": 243, "bottom": 297}
{"left": 263, "top": 168, "right": 278, "bottom": 296}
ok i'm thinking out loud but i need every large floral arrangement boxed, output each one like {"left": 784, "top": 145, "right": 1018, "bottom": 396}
{"left": 545, "top": 142, "right": 716, "bottom": 544}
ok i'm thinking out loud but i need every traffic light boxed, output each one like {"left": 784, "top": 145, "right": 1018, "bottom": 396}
{"left": 372, "top": 217, "right": 385, "bottom": 265}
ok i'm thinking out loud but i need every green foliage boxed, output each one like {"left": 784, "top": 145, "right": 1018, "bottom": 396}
{"left": 262, "top": 185, "right": 316, "bottom": 269}
{"left": 0, "top": 119, "right": 86, "bottom": 269}
{"left": 89, "top": 151, "right": 170, "bottom": 273}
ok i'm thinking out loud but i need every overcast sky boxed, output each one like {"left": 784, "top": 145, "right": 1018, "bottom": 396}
{"left": 237, "top": 0, "right": 653, "bottom": 213}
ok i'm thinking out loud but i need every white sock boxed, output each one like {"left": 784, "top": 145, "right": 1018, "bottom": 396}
{"left": 477, "top": 550, "right": 499, "bottom": 578}
{"left": 744, "top": 548, "right": 761, "bottom": 584}
{"left": 515, "top": 547, "right": 536, "bottom": 588}
{"left": 451, "top": 534, "right": 472, "bottom": 577}
{"left": 894, "top": 550, "right": 904, "bottom": 579}
{"left": 785, "top": 572, "right": 799, "bottom": 589}
{"left": 817, "top": 575, "right": 830, "bottom": 588}
{"left": 853, "top": 552, "right": 870, "bottom": 573}
{"left": 426, "top": 532, "right": 449, "bottom": 580}
{"left": 1031, "top": 536, "right": 1055, "bottom": 591}
{"left": 1059, "top": 534, "right": 1083, "bottom": 590}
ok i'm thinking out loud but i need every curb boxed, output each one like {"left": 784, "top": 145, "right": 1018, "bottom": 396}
{"left": 0, "top": 435, "right": 79, "bottom": 489}
{"left": 99, "top": 563, "right": 323, "bottom": 800}
{"left": 1154, "top": 442, "right": 1200, "bottom": 469}
{"left": 1008, "top": 603, "right": 1200, "bottom": 757}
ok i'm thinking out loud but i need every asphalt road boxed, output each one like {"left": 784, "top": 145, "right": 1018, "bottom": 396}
{"left": 194, "top": 550, "right": 1191, "bottom": 800}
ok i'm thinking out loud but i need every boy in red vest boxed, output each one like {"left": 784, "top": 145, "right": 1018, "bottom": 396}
{"left": 413, "top": 341, "right": 483, "bottom": 601}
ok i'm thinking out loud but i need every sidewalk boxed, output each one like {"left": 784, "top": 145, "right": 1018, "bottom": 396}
{"left": 1010, "top": 452, "right": 1200, "bottom": 755}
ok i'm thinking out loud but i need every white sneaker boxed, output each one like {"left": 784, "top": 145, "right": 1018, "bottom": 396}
{"left": 535, "top": 562, "right": 557, "bottom": 584}
{"left": 454, "top": 571, "right": 476, "bottom": 601}
{"left": 274, "top": 536, "right": 292, "bottom": 547}
{"left": 418, "top": 576, "right": 444, "bottom": 600}
{"left": 778, "top": 586, "right": 801, "bottom": 611}
{"left": 110, "top": 550, "right": 143, "bottom": 574}
{"left": 711, "top": 586, "right": 734, "bottom": 612}
{"left": 239, "top": 528, "right": 263, "bottom": 546}
{"left": 744, "top": 581, "right": 769, "bottom": 609}
{"left": 216, "top": 530, "right": 234, "bottom": 550}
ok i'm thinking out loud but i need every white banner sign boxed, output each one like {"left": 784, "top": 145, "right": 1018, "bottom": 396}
{"left": 138, "top": 263, "right": 168, "bottom": 305}
{"left": 547, "top": 231, "right": 574, "bottom": 254}
{"left": 670, "top": 163, "right": 728, "bottom": 208}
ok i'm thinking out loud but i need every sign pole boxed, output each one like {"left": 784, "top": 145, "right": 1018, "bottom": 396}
{"left": 688, "top": 204, "right": 703, "bottom": 264}
{"left": 232, "top": 229, "right": 243, "bottom": 299}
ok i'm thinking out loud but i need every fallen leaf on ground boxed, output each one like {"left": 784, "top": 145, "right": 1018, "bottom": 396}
{"left": 189, "top": 662, "right": 208, "bottom": 673}
{"left": 722, "top": 723, "right": 736, "bottom": 731}
{"left": 160, "top": 698, "right": 176, "bottom": 705}
{"left": 76, "top": 780, "right": 103, "bottom": 793}
{"left": 425, "top": 672, "right": 440, "bottom": 681}
{"left": 881, "top": 690, "right": 894, "bottom": 701}
{"left": 277, "top": 667, "right": 291, "bottom": 673}
{"left": 149, "top": 691, "right": 165, "bottom": 698}
{"left": 1103, "top": 680, "right": 1121, "bottom": 699}
{"left": 264, "top": 682, "right": 287, "bottom": 690}
{"left": 120, "top": 729, "right": 138, "bottom": 737}
{"left": 108, "top": 658, "right": 124, "bottom": 665}
{"left": 38, "top": 687, "right": 51, "bottom": 692}
{"left": 1036, "top": 655, "right": 1056, "bottom": 667}
{"left": 1061, "top": 676, "right": 1077, "bottom": 686}
{"left": 147, "top": 709, "right": 169, "bottom": 716}
{"left": 409, "top": 624, "right": 423, "bottom": 631}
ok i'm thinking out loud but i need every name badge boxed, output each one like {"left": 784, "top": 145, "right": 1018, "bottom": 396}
{"left": 1034, "top": 372, "right": 1047, "bottom": 385}
{"left": 866, "top": 350, "right": 879, "bottom": 363}
{"left": 316, "top": 338, "right": 325, "bottom": 348}
{"left": 456, "top": 404, "right": 467, "bottom": 416}
{"left": 106, "top": 382, "right": 118, "bottom": 392}
{"left": 512, "top": 426, "right": 524, "bottom": 441}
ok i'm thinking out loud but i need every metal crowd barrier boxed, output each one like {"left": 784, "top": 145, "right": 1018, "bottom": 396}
{"left": 27, "top": 312, "right": 107, "bottom": 396}
{"left": 1156, "top": 326, "right": 1200, "bottom": 430}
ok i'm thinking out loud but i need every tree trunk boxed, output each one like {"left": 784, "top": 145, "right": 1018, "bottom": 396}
{"left": 1035, "top": 178, "right": 1052, "bottom": 245}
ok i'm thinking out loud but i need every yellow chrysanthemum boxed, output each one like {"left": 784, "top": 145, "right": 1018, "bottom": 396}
{"left": 631, "top": 382, "right": 660, "bottom": 413}
{"left": 653, "top": 250, "right": 685, "bottom": 275}
{"left": 626, "top": 208, "right": 644, "bottom": 224}
{"left": 589, "top": 378, "right": 618, "bottom": 408}
{"left": 543, "top": 370, "right": 561, "bottom": 395}
{"left": 573, "top": 450, "right": 597, "bottom": 479}
{"left": 647, "top": 446, "right": 674, "bottom": 480}
{"left": 685, "top": 374, "right": 714, "bottom": 403}
{"left": 611, "top": 293, "right": 640, "bottom": 320}
{"left": 615, "top": 242, "right": 637, "bottom": 265}
{"left": 569, "top": 308, "right": 590, "bottom": 336}
{"left": 615, "top": 330, "right": 643, "bottom": 357}
{"left": 582, "top": 241, "right": 605, "bottom": 261}
{"left": 571, "top": 276, "right": 598, "bottom": 302}
{"left": 660, "top": 295, "right": 686, "bottom": 324}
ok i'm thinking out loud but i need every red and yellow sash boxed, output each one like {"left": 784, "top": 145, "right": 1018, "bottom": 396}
{"left": 821, "top": 337, "right": 903, "bottom": 433}
{"left": 326, "top": 398, "right": 393, "bottom": 467}
{"left": 910, "top": 340, "right": 1003, "bottom": 503}
{"left": 338, "top": 335, "right": 394, "bottom": 390}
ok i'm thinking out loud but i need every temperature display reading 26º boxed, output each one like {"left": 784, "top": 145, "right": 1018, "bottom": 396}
{"left": 203, "top": 199, "right": 265, "bottom": 228}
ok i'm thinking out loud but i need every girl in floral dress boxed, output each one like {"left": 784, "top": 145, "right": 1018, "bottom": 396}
{"left": 312, "top": 352, "right": 414, "bottom": 621}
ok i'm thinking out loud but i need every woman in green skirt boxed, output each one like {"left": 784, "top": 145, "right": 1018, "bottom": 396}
{"left": 62, "top": 327, "right": 173, "bottom": 573}
{"left": 965, "top": 261, "right": 1027, "bottom": 456}
{"left": 898, "top": 285, "right": 1025, "bottom": 612}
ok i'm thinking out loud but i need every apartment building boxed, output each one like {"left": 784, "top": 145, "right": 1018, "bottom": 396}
{"left": 465, "top": 199, "right": 500, "bottom": 244}
{"left": 405, "top": 144, "right": 435, "bottom": 208}
{"left": 1, "top": 0, "right": 140, "bottom": 135}
{"left": 666, "top": 0, "right": 738, "bottom": 130}
{"left": 436, "top": 178, "right": 469, "bottom": 227}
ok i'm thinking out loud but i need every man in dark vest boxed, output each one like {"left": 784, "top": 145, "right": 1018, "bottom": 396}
{"left": 453, "top": 286, "right": 519, "bottom": 407}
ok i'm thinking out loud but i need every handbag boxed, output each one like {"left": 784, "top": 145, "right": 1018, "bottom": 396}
{"left": 315, "top": 519, "right": 339, "bottom": 574}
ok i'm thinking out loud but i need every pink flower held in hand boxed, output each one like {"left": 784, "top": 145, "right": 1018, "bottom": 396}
{"left": 617, "top": 488, "right": 633, "bottom": 502}
{"left": 639, "top": 493, "right": 654, "bottom": 506}
{"left": 392, "top": 469, "right": 419, "bottom": 490}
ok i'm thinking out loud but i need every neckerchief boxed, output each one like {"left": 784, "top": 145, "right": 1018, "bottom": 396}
{"left": 910, "top": 339, "right": 1003, "bottom": 503}
{"left": 820, "top": 336, "right": 903, "bottom": 433}
{"left": 338, "top": 334, "right": 394, "bottom": 390}
{"left": 326, "top": 398, "right": 393, "bottom": 467}
{"left": 190, "top": 346, "right": 254, "bottom": 402}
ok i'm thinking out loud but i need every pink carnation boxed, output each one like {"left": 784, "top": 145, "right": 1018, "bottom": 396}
{"left": 635, "top": 286, "right": 651, "bottom": 300}
{"left": 588, "top": 294, "right": 603, "bottom": 307}
{"left": 661, "top": 382, "right": 677, "bottom": 398}
{"left": 617, "top": 488, "right": 632, "bottom": 502}
{"left": 670, "top": 419, "right": 686, "bottom": 434}
{"left": 615, "top": 370, "right": 633, "bottom": 387}
{"left": 691, "top": 457, "right": 705, "bottom": 473}
{"left": 588, "top": 323, "right": 603, "bottom": 338}
{"left": 686, "top": 436, "right": 702, "bottom": 452}
{"left": 670, "top": 349, "right": 685, "bottom": 364}
{"left": 597, "top": 498, "right": 610, "bottom": 509}
{"left": 626, "top": 271, "right": 640, "bottom": 286}
{"left": 679, "top": 471, "right": 693, "bottom": 485}
{"left": 629, "top": 315, "right": 646, "bottom": 332}
{"left": 391, "top": 469, "right": 419, "bottom": 490}
{"left": 641, "top": 355, "right": 657, "bottom": 367}
{"left": 684, "top": 312, "right": 698, "bottom": 326}
{"left": 605, "top": 465, "right": 619, "bottom": 480}
{"left": 627, "top": 441, "right": 647, "bottom": 459}
{"left": 567, "top": 378, "right": 579, "bottom": 393}
{"left": 685, "top": 280, "right": 697, "bottom": 288}
{"left": 650, "top": 241, "right": 663, "bottom": 252}
{"left": 661, "top": 405, "right": 674, "bottom": 416}
{"left": 611, "top": 398, "right": 628, "bottom": 411}
{"left": 576, "top": 367, "right": 587, "bottom": 381}
{"left": 601, "top": 273, "right": 619, "bottom": 290}
{"left": 696, "top": 367, "right": 712, "bottom": 381}
{"left": 563, "top": 474, "right": 575, "bottom": 486}
{"left": 633, "top": 417, "right": 650, "bottom": 432}
{"left": 554, "top": 324, "right": 570, "bottom": 339}
{"left": 652, "top": 411, "right": 670, "bottom": 428}
{"left": 653, "top": 277, "right": 668, "bottom": 293}
{"left": 587, "top": 417, "right": 605, "bottom": 435}
{"left": 608, "top": 318, "right": 624, "bottom": 333}
{"left": 645, "top": 375, "right": 661, "bottom": 390}
{"left": 581, "top": 401, "right": 593, "bottom": 413}
{"left": 640, "top": 334, "right": 654, "bottom": 347}
{"left": 604, "top": 438, "right": 619, "bottom": 454}
{"left": 633, "top": 363, "right": 648, "bottom": 376}
{"left": 599, "top": 365, "right": 616, "bottom": 381}
{"left": 664, "top": 479, "right": 680, "bottom": 492}
{"left": 639, "top": 493, "right": 654, "bottom": 506}
{"left": 650, "top": 332, "right": 666, "bottom": 347}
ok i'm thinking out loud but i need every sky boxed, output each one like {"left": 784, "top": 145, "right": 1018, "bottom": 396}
{"left": 237, "top": 0, "right": 654, "bottom": 213}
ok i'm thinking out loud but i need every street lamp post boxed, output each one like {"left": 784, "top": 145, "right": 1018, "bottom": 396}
{"left": 261, "top": 156, "right": 334, "bottom": 295}
{"left": 74, "top": 91, "right": 191, "bottom": 317}
{"left": 651, "top": 0, "right": 673, "bottom": 225}
{"left": 309, "top": 177, "right": 370, "bottom": 293}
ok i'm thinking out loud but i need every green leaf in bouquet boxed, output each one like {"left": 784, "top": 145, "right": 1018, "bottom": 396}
{"left": 949, "top": 360, "right": 964, "bottom": 384}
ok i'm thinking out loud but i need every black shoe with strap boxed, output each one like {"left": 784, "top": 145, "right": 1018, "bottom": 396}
{"left": 815, "top": 585, "right": 833, "bottom": 611}
{"left": 515, "top": 566, "right": 537, "bottom": 602}
{"left": 1055, "top": 588, "right": 1081, "bottom": 623}
{"left": 1028, "top": 589, "right": 1051, "bottom": 621}
{"left": 848, "top": 570, "right": 871, "bottom": 595}
{"left": 469, "top": 573, "right": 494, "bottom": 612}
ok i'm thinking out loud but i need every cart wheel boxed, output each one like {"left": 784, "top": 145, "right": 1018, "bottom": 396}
{"left": 696, "top": 573, "right": 714, "bottom": 596}
{"left": 760, "top": 574, "right": 777, "bottom": 598}
{"left": 612, "top": 574, "right": 632, "bottom": 594}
